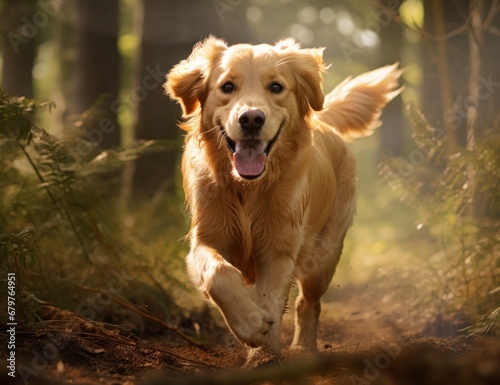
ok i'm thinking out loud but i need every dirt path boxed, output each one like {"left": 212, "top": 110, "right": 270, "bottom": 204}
{"left": 2, "top": 285, "right": 499, "bottom": 385}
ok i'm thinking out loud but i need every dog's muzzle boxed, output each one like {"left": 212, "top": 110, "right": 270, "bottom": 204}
{"left": 220, "top": 124, "right": 283, "bottom": 179}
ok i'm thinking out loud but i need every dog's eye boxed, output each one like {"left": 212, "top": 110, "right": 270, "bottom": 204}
{"left": 221, "top": 82, "right": 235, "bottom": 93}
{"left": 269, "top": 82, "right": 284, "bottom": 94}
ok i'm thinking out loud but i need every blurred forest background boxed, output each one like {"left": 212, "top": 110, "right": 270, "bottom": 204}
{"left": 0, "top": 0, "right": 499, "bottom": 380}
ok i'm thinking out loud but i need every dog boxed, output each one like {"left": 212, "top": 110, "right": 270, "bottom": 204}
{"left": 165, "top": 36, "right": 401, "bottom": 366}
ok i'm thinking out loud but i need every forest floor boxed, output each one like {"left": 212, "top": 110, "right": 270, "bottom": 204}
{"left": 2, "top": 283, "right": 499, "bottom": 385}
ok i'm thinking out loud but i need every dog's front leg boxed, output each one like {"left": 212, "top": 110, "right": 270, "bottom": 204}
{"left": 186, "top": 244, "right": 273, "bottom": 348}
{"left": 245, "top": 256, "right": 296, "bottom": 367}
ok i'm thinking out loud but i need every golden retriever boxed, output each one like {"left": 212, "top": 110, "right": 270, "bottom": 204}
{"left": 165, "top": 36, "right": 401, "bottom": 366}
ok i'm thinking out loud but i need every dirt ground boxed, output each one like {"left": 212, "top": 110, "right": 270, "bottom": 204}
{"left": 2, "top": 284, "right": 499, "bottom": 385}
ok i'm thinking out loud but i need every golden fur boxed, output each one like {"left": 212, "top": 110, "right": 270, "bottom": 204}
{"left": 165, "top": 36, "right": 401, "bottom": 366}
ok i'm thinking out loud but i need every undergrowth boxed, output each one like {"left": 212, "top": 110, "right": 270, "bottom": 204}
{"left": 0, "top": 90, "right": 192, "bottom": 332}
{"left": 378, "top": 104, "right": 500, "bottom": 335}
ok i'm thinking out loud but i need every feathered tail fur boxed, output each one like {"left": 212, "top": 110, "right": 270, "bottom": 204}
{"left": 316, "top": 63, "right": 403, "bottom": 139}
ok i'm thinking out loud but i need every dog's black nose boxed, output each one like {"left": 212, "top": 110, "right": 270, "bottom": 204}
{"left": 239, "top": 109, "right": 266, "bottom": 133}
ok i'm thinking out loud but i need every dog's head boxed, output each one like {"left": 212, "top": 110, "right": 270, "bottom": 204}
{"left": 165, "top": 36, "right": 326, "bottom": 181}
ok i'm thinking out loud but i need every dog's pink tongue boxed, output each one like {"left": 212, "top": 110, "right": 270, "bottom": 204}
{"left": 233, "top": 142, "right": 266, "bottom": 177}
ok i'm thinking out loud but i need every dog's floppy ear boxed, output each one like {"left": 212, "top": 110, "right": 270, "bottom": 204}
{"left": 275, "top": 39, "right": 326, "bottom": 117}
{"left": 165, "top": 36, "right": 227, "bottom": 119}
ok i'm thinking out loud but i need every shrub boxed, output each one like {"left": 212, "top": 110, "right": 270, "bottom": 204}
{"left": 378, "top": 104, "right": 500, "bottom": 333}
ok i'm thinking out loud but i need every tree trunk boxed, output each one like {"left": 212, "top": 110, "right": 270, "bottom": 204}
{"left": 422, "top": 0, "right": 500, "bottom": 218}
{"left": 476, "top": 2, "right": 500, "bottom": 138}
{"left": 55, "top": 2, "right": 75, "bottom": 132}
{"left": 469, "top": 1, "right": 500, "bottom": 219}
{"left": 378, "top": 0, "right": 405, "bottom": 157}
{"left": 421, "top": 0, "right": 470, "bottom": 150}
{"left": 1, "top": 0, "right": 37, "bottom": 98}
{"left": 71, "top": 0, "right": 120, "bottom": 150}
{"left": 124, "top": 0, "right": 183, "bottom": 201}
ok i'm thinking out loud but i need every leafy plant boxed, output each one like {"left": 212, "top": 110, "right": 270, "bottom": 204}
{"left": 378, "top": 103, "right": 500, "bottom": 332}
{"left": 0, "top": 89, "right": 190, "bottom": 329}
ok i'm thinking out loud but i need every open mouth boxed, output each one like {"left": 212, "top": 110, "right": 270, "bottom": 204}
{"left": 220, "top": 123, "right": 283, "bottom": 179}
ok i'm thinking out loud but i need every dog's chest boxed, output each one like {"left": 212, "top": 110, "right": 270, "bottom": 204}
{"left": 219, "top": 189, "right": 307, "bottom": 262}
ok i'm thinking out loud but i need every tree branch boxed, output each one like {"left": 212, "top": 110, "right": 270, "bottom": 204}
{"left": 76, "top": 284, "right": 208, "bottom": 351}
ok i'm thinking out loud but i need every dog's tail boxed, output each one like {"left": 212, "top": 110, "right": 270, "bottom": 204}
{"left": 316, "top": 63, "right": 403, "bottom": 140}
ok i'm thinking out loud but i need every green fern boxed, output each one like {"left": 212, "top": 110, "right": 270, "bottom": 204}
{"left": 0, "top": 89, "right": 186, "bottom": 327}
{"left": 466, "top": 306, "right": 500, "bottom": 337}
{"left": 378, "top": 103, "right": 500, "bottom": 324}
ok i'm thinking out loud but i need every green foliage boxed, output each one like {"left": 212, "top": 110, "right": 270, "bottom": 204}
{"left": 0, "top": 92, "right": 54, "bottom": 271}
{"left": 466, "top": 306, "right": 500, "bottom": 337}
{"left": 378, "top": 103, "right": 500, "bottom": 327}
{"left": 0, "top": 89, "right": 190, "bottom": 328}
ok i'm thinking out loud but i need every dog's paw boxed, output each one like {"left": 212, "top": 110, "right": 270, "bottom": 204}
{"left": 227, "top": 304, "right": 273, "bottom": 348}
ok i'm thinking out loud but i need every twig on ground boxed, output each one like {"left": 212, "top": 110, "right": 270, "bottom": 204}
{"left": 75, "top": 284, "right": 208, "bottom": 351}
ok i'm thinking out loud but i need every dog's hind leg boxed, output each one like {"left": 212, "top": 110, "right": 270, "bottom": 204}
{"left": 291, "top": 155, "right": 356, "bottom": 354}
{"left": 291, "top": 229, "right": 347, "bottom": 353}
